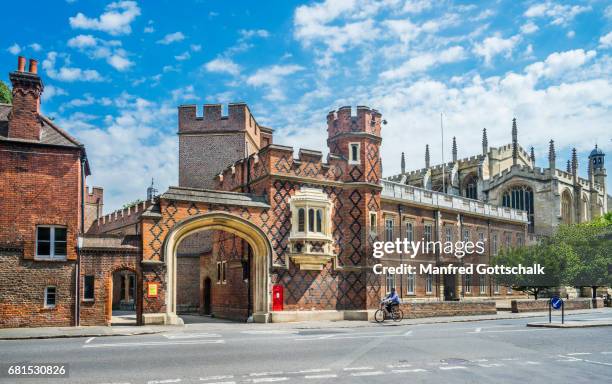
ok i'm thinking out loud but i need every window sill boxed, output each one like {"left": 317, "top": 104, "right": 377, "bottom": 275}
{"left": 34, "top": 257, "right": 68, "bottom": 262}
{"left": 82, "top": 299, "right": 95, "bottom": 303}
{"left": 41, "top": 306, "right": 56, "bottom": 311}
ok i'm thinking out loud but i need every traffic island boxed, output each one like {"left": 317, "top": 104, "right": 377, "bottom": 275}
{"left": 527, "top": 320, "right": 612, "bottom": 328}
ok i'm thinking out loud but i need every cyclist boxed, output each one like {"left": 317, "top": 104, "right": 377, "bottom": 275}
{"left": 383, "top": 287, "right": 400, "bottom": 314}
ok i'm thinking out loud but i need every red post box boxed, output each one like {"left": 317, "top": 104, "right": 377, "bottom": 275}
{"left": 272, "top": 285, "right": 283, "bottom": 311}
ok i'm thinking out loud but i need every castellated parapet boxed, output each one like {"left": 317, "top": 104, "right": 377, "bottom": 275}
{"left": 327, "top": 106, "right": 382, "bottom": 140}
{"left": 178, "top": 103, "right": 273, "bottom": 189}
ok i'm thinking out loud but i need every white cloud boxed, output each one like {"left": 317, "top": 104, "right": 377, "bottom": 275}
{"left": 520, "top": 21, "right": 539, "bottom": 35}
{"left": 246, "top": 64, "right": 305, "bottom": 100}
{"left": 42, "top": 85, "right": 68, "bottom": 101}
{"left": 380, "top": 46, "right": 467, "bottom": 79}
{"left": 174, "top": 51, "right": 191, "bottom": 61}
{"left": 402, "top": 0, "right": 433, "bottom": 14}
{"left": 599, "top": 32, "right": 612, "bottom": 49}
{"left": 144, "top": 20, "right": 155, "bottom": 33}
{"left": 473, "top": 33, "right": 520, "bottom": 65}
{"left": 525, "top": 49, "right": 596, "bottom": 79}
{"left": 204, "top": 57, "right": 241, "bottom": 76}
{"left": 190, "top": 44, "right": 202, "bottom": 52}
{"left": 524, "top": 2, "right": 590, "bottom": 26}
{"left": 239, "top": 29, "right": 270, "bottom": 39}
{"left": 566, "top": 30, "right": 575, "bottom": 39}
{"left": 69, "top": 1, "right": 141, "bottom": 35}
{"left": 57, "top": 93, "right": 177, "bottom": 211}
{"left": 7, "top": 43, "right": 21, "bottom": 55}
{"left": 67, "top": 34, "right": 133, "bottom": 71}
{"left": 156, "top": 32, "right": 186, "bottom": 45}
{"left": 29, "top": 43, "right": 43, "bottom": 52}
{"left": 42, "top": 51, "right": 103, "bottom": 82}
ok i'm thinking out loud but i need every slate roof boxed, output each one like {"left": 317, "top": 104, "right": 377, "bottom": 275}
{"left": 161, "top": 186, "right": 270, "bottom": 208}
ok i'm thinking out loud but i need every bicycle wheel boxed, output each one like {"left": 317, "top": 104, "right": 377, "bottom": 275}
{"left": 392, "top": 308, "right": 403, "bottom": 322}
{"left": 374, "top": 309, "right": 385, "bottom": 323}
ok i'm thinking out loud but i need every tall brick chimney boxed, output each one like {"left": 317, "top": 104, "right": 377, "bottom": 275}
{"left": 8, "top": 56, "right": 44, "bottom": 141}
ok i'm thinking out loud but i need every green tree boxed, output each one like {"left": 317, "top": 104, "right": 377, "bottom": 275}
{"left": 0, "top": 80, "right": 11, "bottom": 104}
{"left": 492, "top": 240, "right": 572, "bottom": 299}
{"left": 555, "top": 222, "right": 612, "bottom": 298}
{"left": 122, "top": 199, "right": 144, "bottom": 209}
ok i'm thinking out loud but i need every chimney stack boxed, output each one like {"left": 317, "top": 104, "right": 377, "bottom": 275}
{"left": 8, "top": 56, "right": 44, "bottom": 141}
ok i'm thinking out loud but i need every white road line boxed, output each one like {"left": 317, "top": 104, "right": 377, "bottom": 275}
{"left": 148, "top": 380, "right": 181, "bottom": 384}
{"left": 566, "top": 352, "right": 592, "bottom": 356}
{"left": 501, "top": 358, "right": 519, "bottom": 361}
{"left": 164, "top": 333, "right": 221, "bottom": 339}
{"left": 200, "top": 376, "right": 234, "bottom": 381}
{"left": 304, "top": 374, "right": 338, "bottom": 379}
{"left": 251, "top": 378, "right": 288, "bottom": 383}
{"left": 85, "top": 337, "right": 95, "bottom": 344}
{"left": 204, "top": 382, "right": 235, "bottom": 384}
{"left": 84, "top": 340, "right": 225, "bottom": 348}
{"left": 521, "top": 361, "right": 541, "bottom": 365}
{"left": 601, "top": 352, "right": 612, "bottom": 354}
{"left": 582, "top": 359, "right": 612, "bottom": 367}
{"left": 387, "top": 363, "right": 412, "bottom": 368}
{"left": 473, "top": 359, "right": 488, "bottom": 362}
{"left": 478, "top": 363, "right": 504, "bottom": 368}
{"left": 291, "top": 369, "right": 331, "bottom": 374}
{"left": 343, "top": 366, "right": 373, "bottom": 371}
{"left": 403, "top": 330, "right": 413, "bottom": 336}
{"left": 391, "top": 369, "right": 427, "bottom": 373}
{"left": 249, "top": 372, "right": 283, "bottom": 377}
{"left": 350, "top": 371, "right": 385, "bottom": 376}
{"left": 474, "top": 327, "right": 482, "bottom": 333}
{"left": 468, "top": 329, "right": 554, "bottom": 334}
{"left": 439, "top": 366, "right": 468, "bottom": 370}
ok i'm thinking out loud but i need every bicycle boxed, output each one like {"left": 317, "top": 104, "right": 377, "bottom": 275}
{"left": 374, "top": 301, "right": 403, "bottom": 323}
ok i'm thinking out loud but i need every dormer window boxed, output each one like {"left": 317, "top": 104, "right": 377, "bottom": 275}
{"left": 289, "top": 188, "right": 334, "bottom": 270}
{"left": 349, "top": 142, "right": 360, "bottom": 164}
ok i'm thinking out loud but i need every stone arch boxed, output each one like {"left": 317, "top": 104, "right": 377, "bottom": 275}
{"left": 581, "top": 193, "right": 590, "bottom": 222}
{"left": 163, "top": 212, "right": 273, "bottom": 324}
{"left": 461, "top": 172, "right": 479, "bottom": 200}
{"left": 106, "top": 264, "right": 140, "bottom": 325}
{"left": 561, "top": 188, "right": 573, "bottom": 224}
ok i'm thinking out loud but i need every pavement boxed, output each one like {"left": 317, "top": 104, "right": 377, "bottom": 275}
{"left": 0, "top": 308, "right": 609, "bottom": 340}
{"left": 1, "top": 308, "right": 611, "bottom": 384}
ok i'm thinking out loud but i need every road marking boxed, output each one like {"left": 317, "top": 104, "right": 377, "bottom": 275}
{"left": 387, "top": 363, "right": 412, "bottom": 368}
{"left": 582, "top": 359, "right": 612, "bottom": 367}
{"left": 501, "top": 358, "right": 519, "bottom": 361}
{"left": 478, "top": 363, "right": 504, "bottom": 368}
{"left": 240, "top": 330, "right": 296, "bottom": 335}
{"left": 164, "top": 333, "right": 221, "bottom": 339}
{"left": 601, "top": 352, "right": 612, "bottom": 355}
{"left": 85, "top": 337, "right": 95, "bottom": 344}
{"left": 473, "top": 359, "right": 488, "bottom": 362}
{"left": 200, "top": 376, "right": 234, "bottom": 381}
{"left": 204, "top": 382, "right": 235, "bottom": 384}
{"left": 84, "top": 339, "right": 225, "bottom": 348}
{"left": 468, "top": 329, "right": 554, "bottom": 334}
{"left": 251, "top": 378, "right": 288, "bottom": 383}
{"left": 290, "top": 369, "right": 331, "bottom": 374}
{"left": 521, "top": 361, "right": 541, "bottom": 365}
{"left": 148, "top": 380, "right": 181, "bottom": 384}
{"left": 391, "top": 369, "right": 427, "bottom": 373}
{"left": 350, "top": 371, "right": 384, "bottom": 376}
{"left": 566, "top": 352, "right": 591, "bottom": 356}
{"left": 474, "top": 327, "right": 481, "bottom": 333}
{"left": 403, "top": 330, "right": 413, "bottom": 336}
{"left": 304, "top": 374, "right": 338, "bottom": 379}
{"left": 439, "top": 366, "right": 468, "bottom": 370}
{"left": 343, "top": 366, "right": 373, "bottom": 371}
{"left": 249, "top": 372, "right": 283, "bottom": 377}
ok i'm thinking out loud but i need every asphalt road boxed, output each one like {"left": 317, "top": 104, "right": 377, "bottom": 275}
{"left": 1, "top": 310, "right": 612, "bottom": 384}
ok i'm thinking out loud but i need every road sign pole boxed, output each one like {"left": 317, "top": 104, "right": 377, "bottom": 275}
{"left": 549, "top": 299, "right": 552, "bottom": 323}
{"left": 562, "top": 300, "right": 564, "bottom": 324}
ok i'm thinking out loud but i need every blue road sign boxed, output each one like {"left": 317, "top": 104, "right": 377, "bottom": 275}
{"left": 551, "top": 296, "right": 563, "bottom": 310}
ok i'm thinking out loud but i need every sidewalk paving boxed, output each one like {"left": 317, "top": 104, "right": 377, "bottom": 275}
{"left": 1, "top": 308, "right": 609, "bottom": 340}
{"left": 527, "top": 319, "right": 612, "bottom": 328}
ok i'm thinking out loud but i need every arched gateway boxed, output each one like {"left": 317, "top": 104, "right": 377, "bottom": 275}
{"left": 140, "top": 187, "right": 273, "bottom": 324}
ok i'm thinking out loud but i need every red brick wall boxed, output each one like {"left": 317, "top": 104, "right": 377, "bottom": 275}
{"left": 0, "top": 142, "right": 82, "bottom": 260}
{"left": 79, "top": 251, "right": 139, "bottom": 326}
{"left": 176, "top": 256, "right": 201, "bottom": 313}
{"left": 400, "top": 300, "right": 497, "bottom": 318}
{"left": 0, "top": 250, "right": 75, "bottom": 328}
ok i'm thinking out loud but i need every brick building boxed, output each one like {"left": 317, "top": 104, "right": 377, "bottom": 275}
{"left": 1, "top": 56, "right": 529, "bottom": 328}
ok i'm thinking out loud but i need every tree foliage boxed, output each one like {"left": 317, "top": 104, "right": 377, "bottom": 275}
{"left": 0, "top": 80, "right": 11, "bottom": 104}
{"left": 493, "top": 216, "right": 612, "bottom": 299}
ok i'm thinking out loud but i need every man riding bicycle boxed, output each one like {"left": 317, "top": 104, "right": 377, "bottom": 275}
{"left": 383, "top": 287, "right": 400, "bottom": 313}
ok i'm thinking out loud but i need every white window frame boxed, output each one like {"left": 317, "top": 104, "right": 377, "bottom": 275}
{"left": 44, "top": 286, "right": 56, "bottom": 308}
{"left": 222, "top": 261, "right": 227, "bottom": 284}
{"left": 348, "top": 142, "right": 361, "bottom": 164}
{"left": 424, "top": 223, "right": 432, "bottom": 243}
{"left": 35, "top": 225, "right": 67, "bottom": 260}
{"left": 463, "top": 228, "right": 470, "bottom": 242}
{"left": 445, "top": 226, "right": 452, "bottom": 243}
{"left": 426, "top": 274, "right": 433, "bottom": 294}
{"left": 494, "top": 280, "right": 500, "bottom": 294}
{"left": 406, "top": 221, "right": 414, "bottom": 242}
{"left": 492, "top": 233, "right": 498, "bottom": 256}
{"left": 407, "top": 273, "right": 415, "bottom": 295}
{"left": 465, "top": 274, "right": 472, "bottom": 294}
{"left": 369, "top": 212, "right": 377, "bottom": 235}
{"left": 216, "top": 261, "right": 222, "bottom": 284}
{"left": 479, "top": 275, "right": 486, "bottom": 294}
{"left": 385, "top": 218, "right": 394, "bottom": 242}
{"left": 386, "top": 272, "right": 396, "bottom": 294}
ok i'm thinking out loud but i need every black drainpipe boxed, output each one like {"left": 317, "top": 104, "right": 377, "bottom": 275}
{"left": 76, "top": 146, "right": 86, "bottom": 326}
{"left": 397, "top": 204, "right": 403, "bottom": 296}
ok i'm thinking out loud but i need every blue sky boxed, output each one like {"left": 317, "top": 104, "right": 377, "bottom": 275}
{"left": 2, "top": 0, "right": 611, "bottom": 212}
